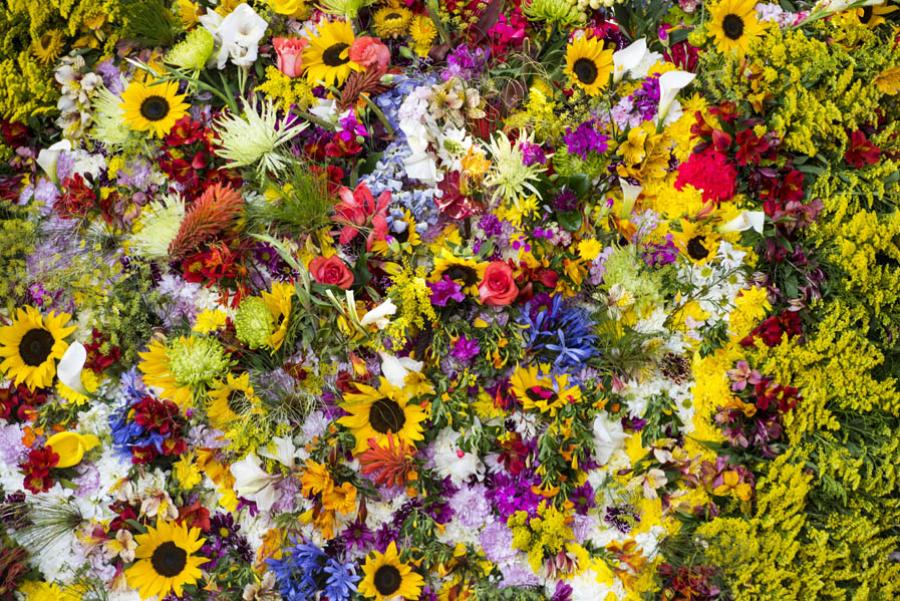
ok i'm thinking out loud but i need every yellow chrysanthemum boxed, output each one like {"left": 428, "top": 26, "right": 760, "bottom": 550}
{"left": 126, "top": 520, "right": 208, "bottom": 599}
{"left": 707, "top": 0, "right": 765, "bottom": 55}
{"left": 120, "top": 80, "right": 190, "bottom": 138}
{"left": 564, "top": 35, "right": 614, "bottom": 96}
{"left": 32, "top": 30, "right": 66, "bottom": 65}
{"left": 510, "top": 363, "right": 582, "bottom": 416}
{"left": 302, "top": 20, "right": 362, "bottom": 87}
{"left": 338, "top": 378, "right": 428, "bottom": 454}
{"left": 373, "top": 5, "right": 412, "bottom": 38}
{"left": 408, "top": 14, "right": 437, "bottom": 57}
{"left": 0, "top": 306, "right": 75, "bottom": 391}
{"left": 359, "top": 541, "right": 425, "bottom": 601}
{"left": 262, "top": 281, "right": 294, "bottom": 350}
{"left": 138, "top": 338, "right": 193, "bottom": 406}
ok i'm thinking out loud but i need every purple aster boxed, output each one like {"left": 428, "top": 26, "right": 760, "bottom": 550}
{"left": 429, "top": 276, "right": 465, "bottom": 307}
{"left": 632, "top": 74, "right": 661, "bottom": 121}
{"left": 563, "top": 120, "right": 608, "bottom": 160}
{"left": 520, "top": 141, "right": 547, "bottom": 166}
{"left": 451, "top": 335, "right": 480, "bottom": 362}
{"left": 569, "top": 481, "right": 595, "bottom": 515}
{"left": 340, "top": 518, "right": 375, "bottom": 551}
{"left": 486, "top": 472, "right": 543, "bottom": 520}
{"left": 478, "top": 213, "right": 503, "bottom": 237}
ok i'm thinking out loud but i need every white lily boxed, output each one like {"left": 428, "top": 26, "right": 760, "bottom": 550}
{"left": 613, "top": 38, "right": 648, "bottom": 83}
{"left": 231, "top": 452, "right": 280, "bottom": 512}
{"left": 657, "top": 71, "right": 696, "bottom": 124}
{"left": 721, "top": 211, "right": 766, "bottom": 234}
{"left": 618, "top": 178, "right": 643, "bottom": 218}
{"left": 203, "top": 3, "right": 268, "bottom": 69}
{"left": 57, "top": 342, "right": 87, "bottom": 395}
{"left": 36, "top": 140, "right": 72, "bottom": 184}
{"left": 360, "top": 298, "right": 397, "bottom": 329}
{"left": 378, "top": 351, "right": 424, "bottom": 388}
{"left": 258, "top": 436, "right": 298, "bottom": 468}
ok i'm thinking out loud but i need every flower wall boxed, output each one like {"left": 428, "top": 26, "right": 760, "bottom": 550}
{"left": 1, "top": 1, "right": 898, "bottom": 600}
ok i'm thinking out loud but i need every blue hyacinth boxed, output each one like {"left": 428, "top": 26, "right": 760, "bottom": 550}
{"left": 518, "top": 295, "right": 599, "bottom": 370}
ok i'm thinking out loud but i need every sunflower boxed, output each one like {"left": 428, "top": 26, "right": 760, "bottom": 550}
{"left": 672, "top": 219, "right": 721, "bottom": 265}
{"left": 510, "top": 363, "right": 582, "bottom": 416}
{"left": 707, "top": 0, "right": 764, "bottom": 55}
{"left": 120, "top": 80, "right": 190, "bottom": 138}
{"left": 206, "top": 372, "right": 261, "bottom": 430}
{"left": 359, "top": 541, "right": 424, "bottom": 601}
{"left": 138, "top": 338, "right": 193, "bottom": 406}
{"left": 338, "top": 378, "right": 428, "bottom": 455}
{"left": 303, "top": 20, "right": 362, "bottom": 87}
{"left": 429, "top": 251, "right": 487, "bottom": 296}
{"left": 32, "top": 29, "right": 66, "bottom": 65}
{"left": 856, "top": 3, "right": 898, "bottom": 28}
{"left": 262, "top": 281, "right": 294, "bottom": 350}
{"left": 126, "top": 520, "right": 208, "bottom": 599}
{"left": 373, "top": 5, "right": 412, "bottom": 38}
{"left": 0, "top": 306, "right": 75, "bottom": 391}
{"left": 564, "top": 35, "right": 614, "bottom": 97}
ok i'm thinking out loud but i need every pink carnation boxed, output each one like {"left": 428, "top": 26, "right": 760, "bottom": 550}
{"left": 674, "top": 147, "right": 737, "bottom": 203}
{"left": 349, "top": 36, "right": 391, "bottom": 75}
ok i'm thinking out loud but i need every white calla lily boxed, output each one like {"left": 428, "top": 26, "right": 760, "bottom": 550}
{"left": 618, "top": 178, "right": 643, "bottom": 218}
{"left": 721, "top": 211, "right": 766, "bottom": 234}
{"left": 657, "top": 70, "right": 696, "bottom": 124}
{"left": 613, "top": 38, "right": 648, "bottom": 83}
{"left": 57, "top": 341, "right": 87, "bottom": 395}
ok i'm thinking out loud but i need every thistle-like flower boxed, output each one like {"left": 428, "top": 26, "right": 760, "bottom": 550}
{"left": 213, "top": 99, "right": 308, "bottom": 176}
{"left": 483, "top": 132, "right": 546, "bottom": 204}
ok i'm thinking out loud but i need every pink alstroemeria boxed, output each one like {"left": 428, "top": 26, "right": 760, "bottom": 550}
{"left": 332, "top": 182, "right": 390, "bottom": 250}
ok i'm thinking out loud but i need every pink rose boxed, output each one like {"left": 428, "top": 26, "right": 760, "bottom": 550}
{"left": 309, "top": 256, "right": 354, "bottom": 289}
{"left": 349, "top": 36, "right": 391, "bottom": 75}
{"left": 479, "top": 261, "right": 518, "bottom": 306}
{"left": 273, "top": 37, "right": 308, "bottom": 78}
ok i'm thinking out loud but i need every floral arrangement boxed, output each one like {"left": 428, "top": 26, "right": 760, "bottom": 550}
{"left": 1, "top": 1, "right": 899, "bottom": 600}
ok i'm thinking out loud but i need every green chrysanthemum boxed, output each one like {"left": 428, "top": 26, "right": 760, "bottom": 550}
{"left": 522, "top": 0, "right": 585, "bottom": 26}
{"left": 129, "top": 195, "right": 185, "bottom": 259}
{"left": 168, "top": 336, "right": 230, "bottom": 388}
{"left": 165, "top": 28, "right": 215, "bottom": 71}
{"left": 234, "top": 297, "right": 275, "bottom": 350}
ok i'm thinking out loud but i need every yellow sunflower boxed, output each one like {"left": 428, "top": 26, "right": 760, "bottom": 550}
{"left": 32, "top": 29, "right": 66, "bottom": 65}
{"left": 373, "top": 5, "right": 413, "bottom": 38}
{"left": 0, "top": 306, "right": 75, "bottom": 391}
{"left": 856, "top": 3, "right": 898, "bottom": 28}
{"left": 707, "top": 0, "right": 765, "bottom": 55}
{"left": 262, "top": 281, "right": 294, "bottom": 350}
{"left": 338, "top": 378, "right": 428, "bottom": 455}
{"left": 429, "top": 251, "right": 487, "bottom": 296}
{"left": 126, "top": 520, "right": 208, "bottom": 599}
{"left": 510, "top": 363, "right": 582, "bottom": 416}
{"left": 303, "top": 20, "right": 362, "bottom": 87}
{"left": 564, "top": 35, "right": 614, "bottom": 97}
{"left": 206, "top": 372, "right": 261, "bottom": 430}
{"left": 120, "top": 79, "right": 190, "bottom": 138}
{"left": 359, "top": 541, "right": 425, "bottom": 601}
{"left": 138, "top": 338, "right": 193, "bottom": 406}
{"left": 672, "top": 219, "right": 721, "bottom": 265}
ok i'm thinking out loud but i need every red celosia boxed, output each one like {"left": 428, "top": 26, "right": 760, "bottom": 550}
{"left": 674, "top": 147, "right": 737, "bottom": 203}
{"left": 844, "top": 130, "right": 881, "bottom": 168}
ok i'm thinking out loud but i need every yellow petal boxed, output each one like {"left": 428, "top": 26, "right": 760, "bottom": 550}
{"left": 45, "top": 431, "right": 95, "bottom": 468}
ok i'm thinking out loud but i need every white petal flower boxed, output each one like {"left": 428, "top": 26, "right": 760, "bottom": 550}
{"left": 657, "top": 70, "right": 696, "bottom": 124}
{"left": 613, "top": 38, "right": 648, "bottom": 82}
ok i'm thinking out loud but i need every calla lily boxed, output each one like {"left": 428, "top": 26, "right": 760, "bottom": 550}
{"left": 57, "top": 341, "right": 87, "bottom": 395}
{"left": 378, "top": 351, "right": 424, "bottom": 388}
{"left": 657, "top": 70, "right": 696, "bottom": 124}
{"left": 613, "top": 38, "right": 648, "bottom": 83}
{"left": 231, "top": 452, "right": 279, "bottom": 512}
{"left": 45, "top": 431, "right": 100, "bottom": 469}
{"left": 721, "top": 211, "right": 766, "bottom": 234}
{"left": 592, "top": 414, "right": 627, "bottom": 465}
{"left": 36, "top": 140, "right": 72, "bottom": 184}
{"left": 618, "top": 178, "right": 643, "bottom": 218}
{"left": 258, "top": 436, "right": 297, "bottom": 467}
{"left": 360, "top": 298, "right": 397, "bottom": 329}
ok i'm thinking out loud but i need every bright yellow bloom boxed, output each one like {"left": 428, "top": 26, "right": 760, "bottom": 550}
{"left": 120, "top": 80, "right": 190, "bottom": 138}
{"left": 0, "top": 306, "right": 75, "bottom": 391}
{"left": 359, "top": 541, "right": 425, "bottom": 601}
{"left": 126, "top": 520, "right": 208, "bottom": 599}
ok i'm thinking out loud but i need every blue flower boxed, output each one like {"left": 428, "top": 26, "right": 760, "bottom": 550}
{"left": 323, "top": 557, "right": 360, "bottom": 601}
{"left": 518, "top": 295, "right": 599, "bottom": 369}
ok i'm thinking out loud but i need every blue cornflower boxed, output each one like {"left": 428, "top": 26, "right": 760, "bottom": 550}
{"left": 518, "top": 295, "right": 599, "bottom": 369}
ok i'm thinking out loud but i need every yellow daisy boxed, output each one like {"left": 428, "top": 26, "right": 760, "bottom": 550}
{"left": 373, "top": 5, "right": 412, "bottom": 39}
{"left": 126, "top": 520, "right": 208, "bottom": 599}
{"left": 359, "top": 541, "right": 425, "bottom": 601}
{"left": 138, "top": 338, "right": 193, "bottom": 406}
{"left": 564, "top": 35, "right": 614, "bottom": 97}
{"left": 510, "top": 363, "right": 582, "bottom": 416}
{"left": 120, "top": 79, "right": 190, "bottom": 138}
{"left": 338, "top": 378, "right": 428, "bottom": 455}
{"left": 707, "top": 0, "right": 765, "bottom": 55}
{"left": 0, "top": 306, "right": 75, "bottom": 391}
{"left": 303, "top": 20, "right": 362, "bottom": 87}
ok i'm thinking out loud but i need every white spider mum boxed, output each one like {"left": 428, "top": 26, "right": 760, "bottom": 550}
{"left": 213, "top": 99, "right": 308, "bottom": 176}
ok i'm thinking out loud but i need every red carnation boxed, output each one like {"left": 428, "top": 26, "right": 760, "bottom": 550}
{"left": 675, "top": 148, "right": 737, "bottom": 203}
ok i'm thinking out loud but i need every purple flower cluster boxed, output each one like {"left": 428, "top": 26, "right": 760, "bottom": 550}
{"left": 563, "top": 120, "right": 608, "bottom": 160}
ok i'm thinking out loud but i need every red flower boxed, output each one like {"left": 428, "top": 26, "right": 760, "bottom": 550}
{"left": 21, "top": 446, "right": 59, "bottom": 493}
{"left": 436, "top": 171, "right": 483, "bottom": 219}
{"left": 734, "top": 129, "right": 773, "bottom": 166}
{"left": 675, "top": 148, "right": 737, "bottom": 203}
{"left": 332, "top": 182, "right": 390, "bottom": 249}
{"left": 844, "top": 130, "right": 881, "bottom": 168}
{"left": 740, "top": 310, "right": 802, "bottom": 347}
{"left": 55, "top": 173, "right": 96, "bottom": 218}
{"left": 478, "top": 261, "right": 518, "bottom": 306}
{"left": 309, "top": 256, "right": 355, "bottom": 289}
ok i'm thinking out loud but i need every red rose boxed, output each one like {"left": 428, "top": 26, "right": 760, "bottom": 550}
{"left": 309, "top": 256, "right": 354, "bottom": 289}
{"left": 478, "top": 261, "right": 518, "bottom": 306}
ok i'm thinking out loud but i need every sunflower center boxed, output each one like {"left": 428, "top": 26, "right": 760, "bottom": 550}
{"left": 687, "top": 236, "right": 710, "bottom": 260}
{"left": 385, "top": 12, "right": 403, "bottom": 21}
{"left": 150, "top": 541, "right": 188, "bottom": 577}
{"left": 19, "top": 328, "right": 55, "bottom": 367}
{"left": 373, "top": 564, "right": 402, "bottom": 596}
{"left": 573, "top": 58, "right": 599, "bottom": 85}
{"left": 322, "top": 42, "right": 350, "bottom": 67}
{"left": 444, "top": 265, "right": 478, "bottom": 285}
{"left": 860, "top": 6, "right": 873, "bottom": 22}
{"left": 369, "top": 398, "right": 406, "bottom": 434}
{"left": 140, "top": 96, "right": 171, "bottom": 122}
{"left": 525, "top": 386, "right": 559, "bottom": 405}
{"left": 722, "top": 14, "right": 745, "bottom": 40}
